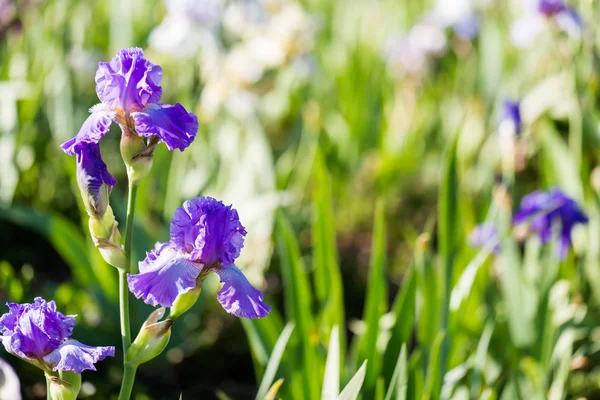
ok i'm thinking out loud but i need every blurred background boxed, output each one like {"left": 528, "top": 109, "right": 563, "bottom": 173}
{"left": 1, "top": 0, "right": 600, "bottom": 399}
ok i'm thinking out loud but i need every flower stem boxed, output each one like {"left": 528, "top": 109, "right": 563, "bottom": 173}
{"left": 118, "top": 182, "right": 138, "bottom": 400}
{"left": 118, "top": 363, "right": 137, "bottom": 400}
{"left": 46, "top": 374, "right": 52, "bottom": 400}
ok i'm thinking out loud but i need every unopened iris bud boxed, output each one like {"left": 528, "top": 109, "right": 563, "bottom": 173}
{"left": 47, "top": 371, "right": 81, "bottom": 400}
{"left": 127, "top": 308, "right": 173, "bottom": 366}
{"left": 75, "top": 143, "right": 117, "bottom": 219}
{"left": 89, "top": 206, "right": 126, "bottom": 270}
{"left": 120, "top": 127, "right": 155, "bottom": 185}
{"left": 169, "top": 287, "right": 201, "bottom": 320}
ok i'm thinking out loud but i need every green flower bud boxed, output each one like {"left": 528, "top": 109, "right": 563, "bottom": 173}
{"left": 169, "top": 287, "right": 201, "bottom": 320}
{"left": 46, "top": 371, "right": 81, "bottom": 400}
{"left": 127, "top": 308, "right": 173, "bottom": 366}
{"left": 89, "top": 206, "right": 126, "bottom": 270}
{"left": 120, "top": 127, "right": 156, "bottom": 185}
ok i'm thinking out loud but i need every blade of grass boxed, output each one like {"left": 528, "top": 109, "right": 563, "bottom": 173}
{"left": 276, "top": 213, "right": 320, "bottom": 400}
{"left": 438, "top": 132, "right": 459, "bottom": 385}
{"left": 255, "top": 323, "right": 295, "bottom": 400}
{"left": 357, "top": 199, "right": 388, "bottom": 396}
{"left": 312, "top": 150, "right": 346, "bottom": 351}
{"left": 322, "top": 325, "right": 341, "bottom": 400}
{"left": 385, "top": 344, "right": 407, "bottom": 400}
{"left": 337, "top": 361, "right": 368, "bottom": 400}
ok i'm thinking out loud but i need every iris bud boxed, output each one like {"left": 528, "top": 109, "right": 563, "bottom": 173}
{"left": 89, "top": 206, "right": 126, "bottom": 270}
{"left": 127, "top": 308, "right": 172, "bottom": 366}
{"left": 46, "top": 371, "right": 81, "bottom": 400}
{"left": 120, "top": 127, "right": 155, "bottom": 185}
{"left": 169, "top": 287, "right": 201, "bottom": 320}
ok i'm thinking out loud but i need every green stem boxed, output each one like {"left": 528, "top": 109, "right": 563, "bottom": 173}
{"left": 118, "top": 182, "right": 138, "bottom": 400}
{"left": 46, "top": 374, "right": 52, "bottom": 400}
{"left": 118, "top": 363, "right": 137, "bottom": 400}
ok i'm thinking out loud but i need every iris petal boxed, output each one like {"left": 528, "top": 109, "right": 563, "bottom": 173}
{"left": 215, "top": 265, "right": 271, "bottom": 319}
{"left": 131, "top": 103, "right": 198, "bottom": 151}
{"left": 95, "top": 48, "right": 163, "bottom": 114}
{"left": 43, "top": 339, "right": 115, "bottom": 374}
{"left": 128, "top": 242, "right": 201, "bottom": 307}
{"left": 61, "top": 104, "right": 115, "bottom": 155}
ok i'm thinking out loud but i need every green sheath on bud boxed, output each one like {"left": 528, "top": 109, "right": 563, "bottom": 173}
{"left": 128, "top": 308, "right": 173, "bottom": 366}
{"left": 169, "top": 287, "right": 201, "bottom": 320}
{"left": 120, "top": 127, "right": 155, "bottom": 185}
{"left": 46, "top": 371, "right": 81, "bottom": 400}
{"left": 89, "top": 206, "right": 126, "bottom": 270}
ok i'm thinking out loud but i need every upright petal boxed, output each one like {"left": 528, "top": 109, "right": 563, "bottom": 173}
{"left": 214, "top": 265, "right": 270, "bottom": 319}
{"left": 500, "top": 100, "right": 522, "bottom": 136}
{"left": 131, "top": 103, "right": 198, "bottom": 151}
{"left": 43, "top": 339, "right": 114, "bottom": 373}
{"left": 75, "top": 143, "right": 117, "bottom": 218}
{"left": 169, "top": 197, "right": 246, "bottom": 266}
{"left": 61, "top": 104, "right": 115, "bottom": 155}
{"left": 128, "top": 242, "right": 201, "bottom": 307}
{"left": 95, "top": 48, "right": 163, "bottom": 114}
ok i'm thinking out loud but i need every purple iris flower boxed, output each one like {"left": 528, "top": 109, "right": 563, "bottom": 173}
{"left": 513, "top": 188, "right": 588, "bottom": 259}
{"left": 61, "top": 48, "right": 198, "bottom": 183}
{"left": 511, "top": 0, "right": 582, "bottom": 48}
{"left": 499, "top": 100, "right": 522, "bottom": 136}
{"left": 128, "top": 196, "right": 271, "bottom": 319}
{"left": 0, "top": 298, "right": 114, "bottom": 373}
{"left": 470, "top": 222, "right": 500, "bottom": 253}
{"left": 453, "top": 13, "right": 480, "bottom": 40}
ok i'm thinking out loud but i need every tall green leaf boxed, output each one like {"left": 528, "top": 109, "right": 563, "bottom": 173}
{"left": 438, "top": 133, "right": 459, "bottom": 381}
{"left": 276, "top": 213, "right": 320, "bottom": 399}
{"left": 357, "top": 199, "right": 388, "bottom": 395}
{"left": 312, "top": 150, "right": 346, "bottom": 350}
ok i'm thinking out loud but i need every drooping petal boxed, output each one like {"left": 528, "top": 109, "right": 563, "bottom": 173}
{"left": 169, "top": 197, "right": 246, "bottom": 266}
{"left": 43, "top": 339, "right": 114, "bottom": 374}
{"left": 0, "top": 298, "right": 75, "bottom": 360}
{"left": 75, "top": 143, "right": 117, "bottom": 218}
{"left": 61, "top": 104, "right": 115, "bottom": 155}
{"left": 128, "top": 242, "right": 201, "bottom": 307}
{"left": 95, "top": 48, "right": 163, "bottom": 114}
{"left": 131, "top": 103, "right": 198, "bottom": 151}
{"left": 214, "top": 265, "right": 270, "bottom": 319}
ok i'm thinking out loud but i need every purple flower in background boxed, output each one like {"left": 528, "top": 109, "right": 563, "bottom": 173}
{"left": 61, "top": 48, "right": 199, "bottom": 183}
{"left": 453, "top": 13, "right": 480, "bottom": 40}
{"left": 499, "top": 100, "right": 522, "bottom": 136}
{"left": 511, "top": 0, "right": 582, "bottom": 48}
{"left": 0, "top": 298, "right": 114, "bottom": 373}
{"left": 128, "top": 196, "right": 270, "bottom": 319}
{"left": 470, "top": 222, "right": 500, "bottom": 253}
{"left": 514, "top": 188, "right": 588, "bottom": 259}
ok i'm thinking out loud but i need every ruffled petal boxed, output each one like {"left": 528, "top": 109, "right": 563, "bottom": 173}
{"left": 0, "top": 298, "right": 75, "bottom": 360}
{"left": 43, "top": 339, "right": 114, "bottom": 373}
{"left": 75, "top": 143, "right": 117, "bottom": 218}
{"left": 131, "top": 103, "right": 198, "bottom": 151}
{"left": 214, "top": 265, "right": 270, "bottom": 319}
{"left": 169, "top": 197, "right": 246, "bottom": 266}
{"left": 128, "top": 242, "right": 201, "bottom": 307}
{"left": 95, "top": 48, "right": 163, "bottom": 114}
{"left": 61, "top": 104, "right": 115, "bottom": 155}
